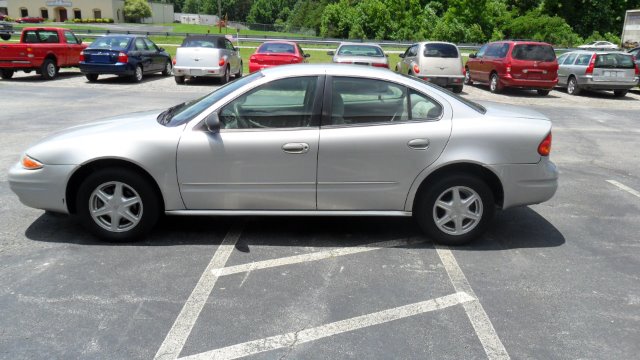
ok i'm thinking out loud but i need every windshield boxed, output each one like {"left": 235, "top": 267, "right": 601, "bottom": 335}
{"left": 400, "top": 74, "right": 486, "bottom": 114}
{"left": 595, "top": 53, "right": 635, "bottom": 69}
{"left": 337, "top": 45, "right": 384, "bottom": 57}
{"left": 88, "top": 36, "right": 131, "bottom": 51}
{"left": 512, "top": 44, "right": 556, "bottom": 62}
{"left": 423, "top": 43, "right": 459, "bottom": 58}
{"left": 258, "top": 42, "right": 296, "bottom": 54}
{"left": 160, "top": 71, "right": 264, "bottom": 127}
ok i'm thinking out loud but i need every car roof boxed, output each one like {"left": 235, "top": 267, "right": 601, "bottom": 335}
{"left": 566, "top": 50, "right": 631, "bottom": 55}
{"left": 338, "top": 42, "right": 383, "bottom": 48}
{"left": 260, "top": 40, "right": 298, "bottom": 46}
{"left": 259, "top": 63, "right": 404, "bottom": 80}
{"left": 184, "top": 34, "right": 226, "bottom": 40}
{"left": 416, "top": 41, "right": 457, "bottom": 46}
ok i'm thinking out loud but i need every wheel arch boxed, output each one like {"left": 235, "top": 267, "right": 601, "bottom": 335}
{"left": 66, "top": 158, "right": 165, "bottom": 215}
{"left": 407, "top": 162, "right": 504, "bottom": 212}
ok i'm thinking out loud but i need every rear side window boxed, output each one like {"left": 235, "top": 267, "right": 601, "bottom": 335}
{"left": 89, "top": 36, "right": 131, "bottom": 51}
{"left": 595, "top": 53, "right": 635, "bottom": 69}
{"left": 64, "top": 31, "right": 79, "bottom": 44}
{"left": 258, "top": 43, "right": 296, "bottom": 54}
{"left": 512, "top": 44, "right": 556, "bottom": 62}
{"left": 486, "top": 43, "right": 509, "bottom": 58}
{"left": 423, "top": 43, "right": 458, "bottom": 58}
{"left": 575, "top": 54, "right": 592, "bottom": 66}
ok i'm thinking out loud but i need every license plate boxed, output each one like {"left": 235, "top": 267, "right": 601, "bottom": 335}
{"left": 190, "top": 69, "right": 204, "bottom": 75}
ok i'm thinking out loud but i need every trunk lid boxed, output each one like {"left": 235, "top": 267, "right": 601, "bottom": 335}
{"left": 176, "top": 47, "right": 222, "bottom": 68}
{"left": 82, "top": 48, "right": 121, "bottom": 64}
{"left": 252, "top": 53, "right": 300, "bottom": 65}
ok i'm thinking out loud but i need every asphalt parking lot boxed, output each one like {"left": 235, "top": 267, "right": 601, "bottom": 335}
{"left": 1, "top": 69, "right": 639, "bottom": 360}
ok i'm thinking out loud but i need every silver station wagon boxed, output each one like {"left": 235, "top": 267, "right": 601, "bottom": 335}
{"left": 9, "top": 65, "right": 558, "bottom": 245}
{"left": 557, "top": 50, "right": 639, "bottom": 96}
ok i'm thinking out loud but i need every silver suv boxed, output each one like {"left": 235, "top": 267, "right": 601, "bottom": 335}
{"left": 557, "top": 50, "right": 639, "bottom": 97}
{"left": 397, "top": 42, "right": 465, "bottom": 93}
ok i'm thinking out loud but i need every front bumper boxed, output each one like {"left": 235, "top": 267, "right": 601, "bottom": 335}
{"left": 8, "top": 161, "right": 76, "bottom": 214}
{"left": 79, "top": 62, "right": 134, "bottom": 76}
{"left": 489, "top": 159, "right": 558, "bottom": 209}
{"left": 174, "top": 65, "right": 224, "bottom": 78}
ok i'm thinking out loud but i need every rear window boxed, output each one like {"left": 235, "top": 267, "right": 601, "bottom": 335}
{"left": 337, "top": 45, "right": 384, "bottom": 57}
{"left": 182, "top": 38, "right": 221, "bottom": 48}
{"left": 512, "top": 44, "right": 556, "bottom": 62}
{"left": 423, "top": 43, "right": 459, "bottom": 58}
{"left": 257, "top": 42, "right": 296, "bottom": 54}
{"left": 23, "top": 30, "right": 59, "bottom": 43}
{"left": 594, "top": 53, "right": 635, "bottom": 69}
{"left": 88, "top": 36, "right": 131, "bottom": 51}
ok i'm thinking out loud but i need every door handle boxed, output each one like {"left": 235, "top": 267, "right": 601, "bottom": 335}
{"left": 282, "top": 143, "right": 310, "bottom": 154}
{"left": 407, "top": 138, "right": 430, "bottom": 150}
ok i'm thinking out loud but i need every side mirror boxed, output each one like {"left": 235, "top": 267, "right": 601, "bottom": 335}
{"left": 469, "top": 53, "right": 477, "bottom": 59}
{"left": 327, "top": 50, "right": 335, "bottom": 56}
{"left": 159, "top": 47, "right": 165, "bottom": 52}
{"left": 304, "top": 53, "right": 310, "bottom": 58}
{"left": 399, "top": 53, "right": 405, "bottom": 58}
{"left": 234, "top": 47, "right": 238, "bottom": 51}
{"left": 204, "top": 113, "right": 220, "bottom": 133}
{"left": 385, "top": 53, "right": 389, "bottom": 57}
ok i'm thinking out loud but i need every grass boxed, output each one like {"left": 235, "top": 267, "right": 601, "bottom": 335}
{"left": 157, "top": 23, "right": 317, "bottom": 38}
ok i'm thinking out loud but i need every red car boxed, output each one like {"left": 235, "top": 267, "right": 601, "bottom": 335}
{"left": 465, "top": 40, "right": 558, "bottom": 95}
{"left": 249, "top": 41, "right": 309, "bottom": 73}
{"left": 16, "top": 16, "right": 45, "bottom": 23}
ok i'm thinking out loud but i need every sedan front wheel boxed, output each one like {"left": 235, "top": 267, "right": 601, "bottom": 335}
{"left": 415, "top": 174, "right": 494, "bottom": 245}
{"left": 76, "top": 168, "right": 161, "bottom": 242}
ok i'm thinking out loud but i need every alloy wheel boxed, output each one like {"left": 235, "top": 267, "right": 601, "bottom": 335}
{"left": 89, "top": 181, "right": 143, "bottom": 233}
{"left": 432, "top": 186, "right": 483, "bottom": 236}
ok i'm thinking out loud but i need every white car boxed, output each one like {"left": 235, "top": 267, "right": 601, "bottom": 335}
{"left": 173, "top": 35, "right": 242, "bottom": 85}
{"left": 578, "top": 41, "right": 618, "bottom": 50}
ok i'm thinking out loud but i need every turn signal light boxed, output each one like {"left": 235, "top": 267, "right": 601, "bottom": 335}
{"left": 413, "top": 64, "right": 420, "bottom": 74}
{"left": 538, "top": 132, "right": 552, "bottom": 156}
{"left": 219, "top": 58, "right": 226, "bottom": 66}
{"left": 21, "top": 155, "right": 43, "bottom": 170}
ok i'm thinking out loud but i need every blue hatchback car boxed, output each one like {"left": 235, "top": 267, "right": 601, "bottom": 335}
{"left": 79, "top": 35, "right": 172, "bottom": 82}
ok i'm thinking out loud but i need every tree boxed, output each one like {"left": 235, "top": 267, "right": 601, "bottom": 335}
{"left": 124, "top": 0, "right": 152, "bottom": 22}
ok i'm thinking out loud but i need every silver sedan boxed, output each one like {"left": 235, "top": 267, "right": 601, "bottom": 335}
{"left": 328, "top": 43, "right": 389, "bottom": 68}
{"left": 8, "top": 64, "right": 558, "bottom": 245}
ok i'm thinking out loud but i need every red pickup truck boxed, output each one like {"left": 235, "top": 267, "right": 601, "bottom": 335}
{"left": 0, "top": 27, "right": 86, "bottom": 80}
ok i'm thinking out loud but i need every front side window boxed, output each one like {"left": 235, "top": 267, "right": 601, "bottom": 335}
{"left": 64, "top": 31, "right": 78, "bottom": 44}
{"left": 219, "top": 76, "right": 319, "bottom": 130}
{"left": 143, "top": 38, "right": 159, "bottom": 52}
{"left": 556, "top": 53, "right": 568, "bottom": 64}
{"left": 225, "top": 40, "right": 235, "bottom": 51}
{"left": 563, "top": 53, "right": 577, "bottom": 65}
{"left": 408, "top": 45, "right": 418, "bottom": 57}
{"left": 476, "top": 44, "right": 488, "bottom": 58}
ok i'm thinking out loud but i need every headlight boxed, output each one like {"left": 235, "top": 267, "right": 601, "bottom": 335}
{"left": 21, "top": 154, "right": 43, "bottom": 170}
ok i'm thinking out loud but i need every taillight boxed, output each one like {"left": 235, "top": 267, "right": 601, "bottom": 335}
{"left": 585, "top": 54, "right": 596, "bottom": 75}
{"left": 79, "top": 50, "right": 84, "bottom": 62}
{"left": 372, "top": 63, "right": 388, "bottom": 68}
{"left": 219, "top": 58, "right": 226, "bottom": 66}
{"left": 249, "top": 55, "right": 256, "bottom": 62}
{"left": 413, "top": 64, "right": 420, "bottom": 74}
{"left": 172, "top": 58, "right": 176, "bottom": 65}
{"left": 633, "top": 56, "right": 639, "bottom": 75}
{"left": 538, "top": 132, "right": 552, "bottom": 156}
{"left": 117, "top": 52, "right": 128, "bottom": 63}
{"left": 291, "top": 57, "right": 301, "bottom": 63}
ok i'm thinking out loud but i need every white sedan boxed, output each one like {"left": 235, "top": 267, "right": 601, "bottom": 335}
{"left": 578, "top": 41, "right": 618, "bottom": 50}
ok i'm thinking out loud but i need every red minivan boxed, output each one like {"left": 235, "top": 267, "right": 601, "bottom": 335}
{"left": 249, "top": 41, "right": 310, "bottom": 73}
{"left": 465, "top": 41, "right": 558, "bottom": 95}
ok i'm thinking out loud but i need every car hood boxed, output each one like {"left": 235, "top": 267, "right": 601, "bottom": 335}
{"left": 476, "top": 101, "right": 549, "bottom": 120}
{"left": 26, "top": 110, "right": 184, "bottom": 165}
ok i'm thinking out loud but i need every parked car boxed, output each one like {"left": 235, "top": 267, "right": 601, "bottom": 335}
{"left": 79, "top": 35, "right": 172, "bottom": 83}
{"left": 0, "top": 27, "right": 86, "bottom": 80}
{"left": 397, "top": 41, "right": 465, "bottom": 93}
{"left": 0, "top": 20, "right": 14, "bottom": 40}
{"left": 15, "top": 16, "right": 44, "bottom": 24}
{"left": 173, "top": 35, "right": 242, "bottom": 85}
{"left": 556, "top": 50, "right": 639, "bottom": 97}
{"left": 465, "top": 40, "right": 558, "bottom": 95}
{"left": 328, "top": 42, "right": 389, "bottom": 68}
{"left": 578, "top": 41, "right": 618, "bottom": 50}
{"left": 249, "top": 41, "right": 309, "bottom": 73}
{"left": 8, "top": 64, "right": 558, "bottom": 245}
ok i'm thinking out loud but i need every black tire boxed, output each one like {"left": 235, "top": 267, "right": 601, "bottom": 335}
{"left": 537, "top": 89, "right": 550, "bottom": 96}
{"left": 219, "top": 65, "right": 230, "bottom": 84}
{"left": 1, "top": 69, "right": 14, "bottom": 79}
{"left": 131, "top": 65, "right": 143, "bottom": 83}
{"left": 415, "top": 174, "right": 495, "bottom": 245}
{"left": 162, "top": 60, "right": 173, "bottom": 76}
{"left": 85, "top": 73, "right": 98, "bottom": 82}
{"left": 174, "top": 75, "right": 185, "bottom": 84}
{"left": 463, "top": 68, "right": 472, "bottom": 85}
{"left": 567, "top": 76, "right": 581, "bottom": 95}
{"left": 40, "top": 58, "right": 58, "bottom": 80}
{"left": 489, "top": 73, "right": 502, "bottom": 94}
{"left": 76, "top": 168, "right": 161, "bottom": 242}
{"left": 235, "top": 61, "right": 243, "bottom": 78}
{"left": 0, "top": 34, "right": 10, "bottom": 41}
{"left": 613, "top": 89, "right": 628, "bottom": 97}
{"left": 452, "top": 85, "right": 463, "bottom": 94}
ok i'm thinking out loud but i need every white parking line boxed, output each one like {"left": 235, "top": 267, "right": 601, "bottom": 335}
{"left": 213, "top": 238, "right": 423, "bottom": 277}
{"left": 178, "top": 292, "right": 475, "bottom": 360}
{"left": 435, "top": 246, "right": 510, "bottom": 360}
{"left": 154, "top": 223, "right": 243, "bottom": 360}
{"left": 606, "top": 180, "right": 640, "bottom": 198}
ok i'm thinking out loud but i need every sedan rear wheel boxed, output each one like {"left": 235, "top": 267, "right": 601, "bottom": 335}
{"left": 415, "top": 174, "right": 494, "bottom": 245}
{"left": 131, "top": 65, "right": 143, "bottom": 83}
{"left": 76, "top": 168, "right": 161, "bottom": 242}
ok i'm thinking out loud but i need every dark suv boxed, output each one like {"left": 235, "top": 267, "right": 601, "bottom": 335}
{"left": 465, "top": 41, "right": 558, "bottom": 95}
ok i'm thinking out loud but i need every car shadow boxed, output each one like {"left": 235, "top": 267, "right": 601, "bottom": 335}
{"left": 3, "top": 71, "right": 84, "bottom": 82}
{"left": 554, "top": 87, "right": 639, "bottom": 100}
{"left": 25, "top": 206, "right": 564, "bottom": 251}
{"left": 86, "top": 73, "right": 173, "bottom": 85}
{"left": 473, "top": 84, "right": 562, "bottom": 98}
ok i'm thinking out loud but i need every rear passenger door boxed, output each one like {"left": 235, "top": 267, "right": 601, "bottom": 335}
{"left": 317, "top": 76, "right": 452, "bottom": 211}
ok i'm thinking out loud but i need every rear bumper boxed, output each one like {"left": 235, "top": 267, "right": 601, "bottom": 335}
{"left": 79, "top": 62, "right": 134, "bottom": 75}
{"left": 249, "top": 63, "right": 275, "bottom": 73}
{"left": 489, "top": 159, "right": 558, "bottom": 209}
{"left": 417, "top": 75, "right": 465, "bottom": 87}
{"left": 501, "top": 75, "right": 558, "bottom": 90}
{"left": 578, "top": 75, "right": 639, "bottom": 90}
{"left": 174, "top": 65, "right": 224, "bottom": 78}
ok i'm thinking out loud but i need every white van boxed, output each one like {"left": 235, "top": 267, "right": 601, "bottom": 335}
{"left": 397, "top": 41, "right": 465, "bottom": 93}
